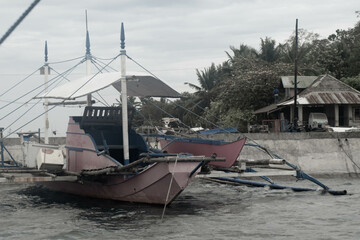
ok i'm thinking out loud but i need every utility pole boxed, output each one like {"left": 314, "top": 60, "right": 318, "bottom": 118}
{"left": 293, "top": 19, "right": 299, "bottom": 129}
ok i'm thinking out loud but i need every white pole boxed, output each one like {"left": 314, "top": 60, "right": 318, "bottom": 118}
{"left": 44, "top": 41, "right": 49, "bottom": 144}
{"left": 86, "top": 57, "right": 92, "bottom": 106}
{"left": 120, "top": 23, "right": 130, "bottom": 165}
{"left": 44, "top": 64, "right": 49, "bottom": 144}
{"left": 85, "top": 10, "right": 92, "bottom": 106}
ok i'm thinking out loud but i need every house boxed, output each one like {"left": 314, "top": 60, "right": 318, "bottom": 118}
{"left": 281, "top": 76, "right": 317, "bottom": 99}
{"left": 254, "top": 74, "right": 360, "bottom": 131}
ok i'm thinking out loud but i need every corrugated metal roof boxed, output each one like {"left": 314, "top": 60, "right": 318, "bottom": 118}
{"left": 279, "top": 75, "right": 360, "bottom": 105}
{"left": 281, "top": 76, "right": 317, "bottom": 89}
{"left": 253, "top": 103, "right": 285, "bottom": 114}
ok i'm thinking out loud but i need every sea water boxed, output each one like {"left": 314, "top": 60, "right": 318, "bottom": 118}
{"left": 0, "top": 176, "right": 359, "bottom": 240}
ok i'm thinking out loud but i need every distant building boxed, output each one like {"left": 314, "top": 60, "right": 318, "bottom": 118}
{"left": 281, "top": 76, "right": 317, "bottom": 99}
{"left": 254, "top": 74, "right": 360, "bottom": 131}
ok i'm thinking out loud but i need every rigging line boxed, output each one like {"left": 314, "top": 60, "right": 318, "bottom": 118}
{"left": 92, "top": 56, "right": 119, "bottom": 72}
{"left": 3, "top": 104, "right": 57, "bottom": 139}
{"left": 168, "top": 99, "right": 234, "bottom": 134}
{"left": 0, "top": 99, "right": 38, "bottom": 105}
{"left": 0, "top": 73, "right": 65, "bottom": 121}
{"left": 91, "top": 95, "right": 109, "bottom": 107}
{"left": 161, "top": 154, "right": 178, "bottom": 220}
{"left": 92, "top": 55, "right": 120, "bottom": 61}
{"left": 126, "top": 54, "right": 160, "bottom": 79}
{"left": 40, "top": 58, "right": 87, "bottom": 98}
{"left": 88, "top": 59, "right": 112, "bottom": 106}
{"left": 0, "top": 60, "right": 82, "bottom": 119}
{"left": 0, "top": 61, "right": 79, "bottom": 109}
{"left": 96, "top": 93, "right": 110, "bottom": 107}
{"left": 339, "top": 144, "right": 360, "bottom": 170}
{"left": 141, "top": 98, "right": 192, "bottom": 130}
{"left": 0, "top": 70, "right": 65, "bottom": 111}
{"left": 49, "top": 67, "right": 72, "bottom": 82}
{"left": 3, "top": 53, "right": 121, "bottom": 139}
{"left": 90, "top": 58, "right": 108, "bottom": 73}
{"left": 190, "top": 99, "right": 222, "bottom": 123}
{"left": 134, "top": 107, "right": 155, "bottom": 128}
{"left": 47, "top": 56, "right": 84, "bottom": 65}
{"left": 66, "top": 53, "right": 121, "bottom": 100}
{"left": 0, "top": 66, "right": 42, "bottom": 97}
{"left": 4, "top": 98, "right": 43, "bottom": 132}
{"left": 46, "top": 64, "right": 81, "bottom": 91}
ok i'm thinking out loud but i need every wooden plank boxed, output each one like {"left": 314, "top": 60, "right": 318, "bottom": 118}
{"left": 197, "top": 170, "right": 296, "bottom": 178}
{"left": 0, "top": 175, "right": 78, "bottom": 183}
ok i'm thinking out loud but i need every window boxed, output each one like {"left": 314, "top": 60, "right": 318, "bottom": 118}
{"left": 354, "top": 108, "right": 360, "bottom": 120}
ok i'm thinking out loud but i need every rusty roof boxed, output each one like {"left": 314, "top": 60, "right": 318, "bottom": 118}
{"left": 279, "top": 75, "right": 360, "bottom": 105}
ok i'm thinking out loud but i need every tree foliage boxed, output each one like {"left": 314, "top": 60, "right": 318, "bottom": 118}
{"left": 137, "top": 19, "right": 360, "bottom": 132}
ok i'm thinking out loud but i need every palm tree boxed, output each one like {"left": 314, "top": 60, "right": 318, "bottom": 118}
{"left": 259, "top": 37, "right": 280, "bottom": 62}
{"left": 225, "top": 44, "right": 258, "bottom": 63}
{"left": 185, "top": 63, "right": 218, "bottom": 92}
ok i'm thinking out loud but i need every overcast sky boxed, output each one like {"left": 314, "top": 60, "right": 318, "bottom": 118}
{"left": 0, "top": 0, "right": 359, "bottom": 136}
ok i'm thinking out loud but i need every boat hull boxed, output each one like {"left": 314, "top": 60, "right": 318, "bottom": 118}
{"left": 160, "top": 137, "right": 246, "bottom": 168}
{"left": 41, "top": 161, "right": 199, "bottom": 204}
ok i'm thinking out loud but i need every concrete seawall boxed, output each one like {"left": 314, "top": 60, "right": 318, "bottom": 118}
{"left": 2, "top": 133, "right": 360, "bottom": 175}
{"left": 201, "top": 132, "right": 360, "bottom": 175}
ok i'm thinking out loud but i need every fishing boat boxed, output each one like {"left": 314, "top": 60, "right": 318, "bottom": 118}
{"left": 159, "top": 137, "right": 246, "bottom": 168}
{"left": 27, "top": 23, "right": 224, "bottom": 204}
{"left": 40, "top": 106, "right": 211, "bottom": 204}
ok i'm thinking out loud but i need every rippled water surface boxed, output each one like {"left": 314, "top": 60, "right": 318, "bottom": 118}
{"left": 0, "top": 176, "right": 359, "bottom": 240}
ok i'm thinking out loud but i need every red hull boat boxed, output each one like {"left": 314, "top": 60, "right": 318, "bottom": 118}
{"left": 159, "top": 137, "right": 246, "bottom": 168}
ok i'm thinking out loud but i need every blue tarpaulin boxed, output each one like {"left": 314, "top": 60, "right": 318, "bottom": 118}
{"left": 199, "top": 127, "right": 238, "bottom": 134}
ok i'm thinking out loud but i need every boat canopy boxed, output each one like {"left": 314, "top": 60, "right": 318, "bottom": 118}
{"left": 112, "top": 75, "right": 181, "bottom": 98}
{"left": 40, "top": 72, "right": 181, "bottom": 99}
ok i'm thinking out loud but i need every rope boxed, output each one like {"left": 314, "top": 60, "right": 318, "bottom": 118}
{"left": 2, "top": 53, "right": 120, "bottom": 139}
{"left": 126, "top": 54, "right": 160, "bottom": 79}
{"left": 0, "top": 64, "right": 78, "bottom": 122}
{"left": 3, "top": 104, "right": 57, "bottom": 139}
{"left": 0, "top": 59, "right": 83, "bottom": 112}
{"left": 0, "top": 66, "right": 42, "bottom": 97}
{"left": 47, "top": 56, "right": 84, "bottom": 64}
{"left": 3, "top": 99, "right": 43, "bottom": 132}
{"left": 161, "top": 155, "right": 178, "bottom": 220}
{"left": 65, "top": 53, "right": 120, "bottom": 100}
{"left": 92, "top": 56, "right": 119, "bottom": 72}
{"left": 338, "top": 139, "right": 360, "bottom": 171}
{"left": 190, "top": 99, "right": 222, "bottom": 123}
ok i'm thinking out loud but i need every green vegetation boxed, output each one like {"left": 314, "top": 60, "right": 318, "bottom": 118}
{"left": 137, "top": 18, "right": 360, "bottom": 131}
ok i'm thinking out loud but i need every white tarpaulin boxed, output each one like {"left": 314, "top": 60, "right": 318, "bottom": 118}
{"left": 41, "top": 72, "right": 180, "bottom": 99}
{"left": 41, "top": 72, "right": 122, "bottom": 99}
